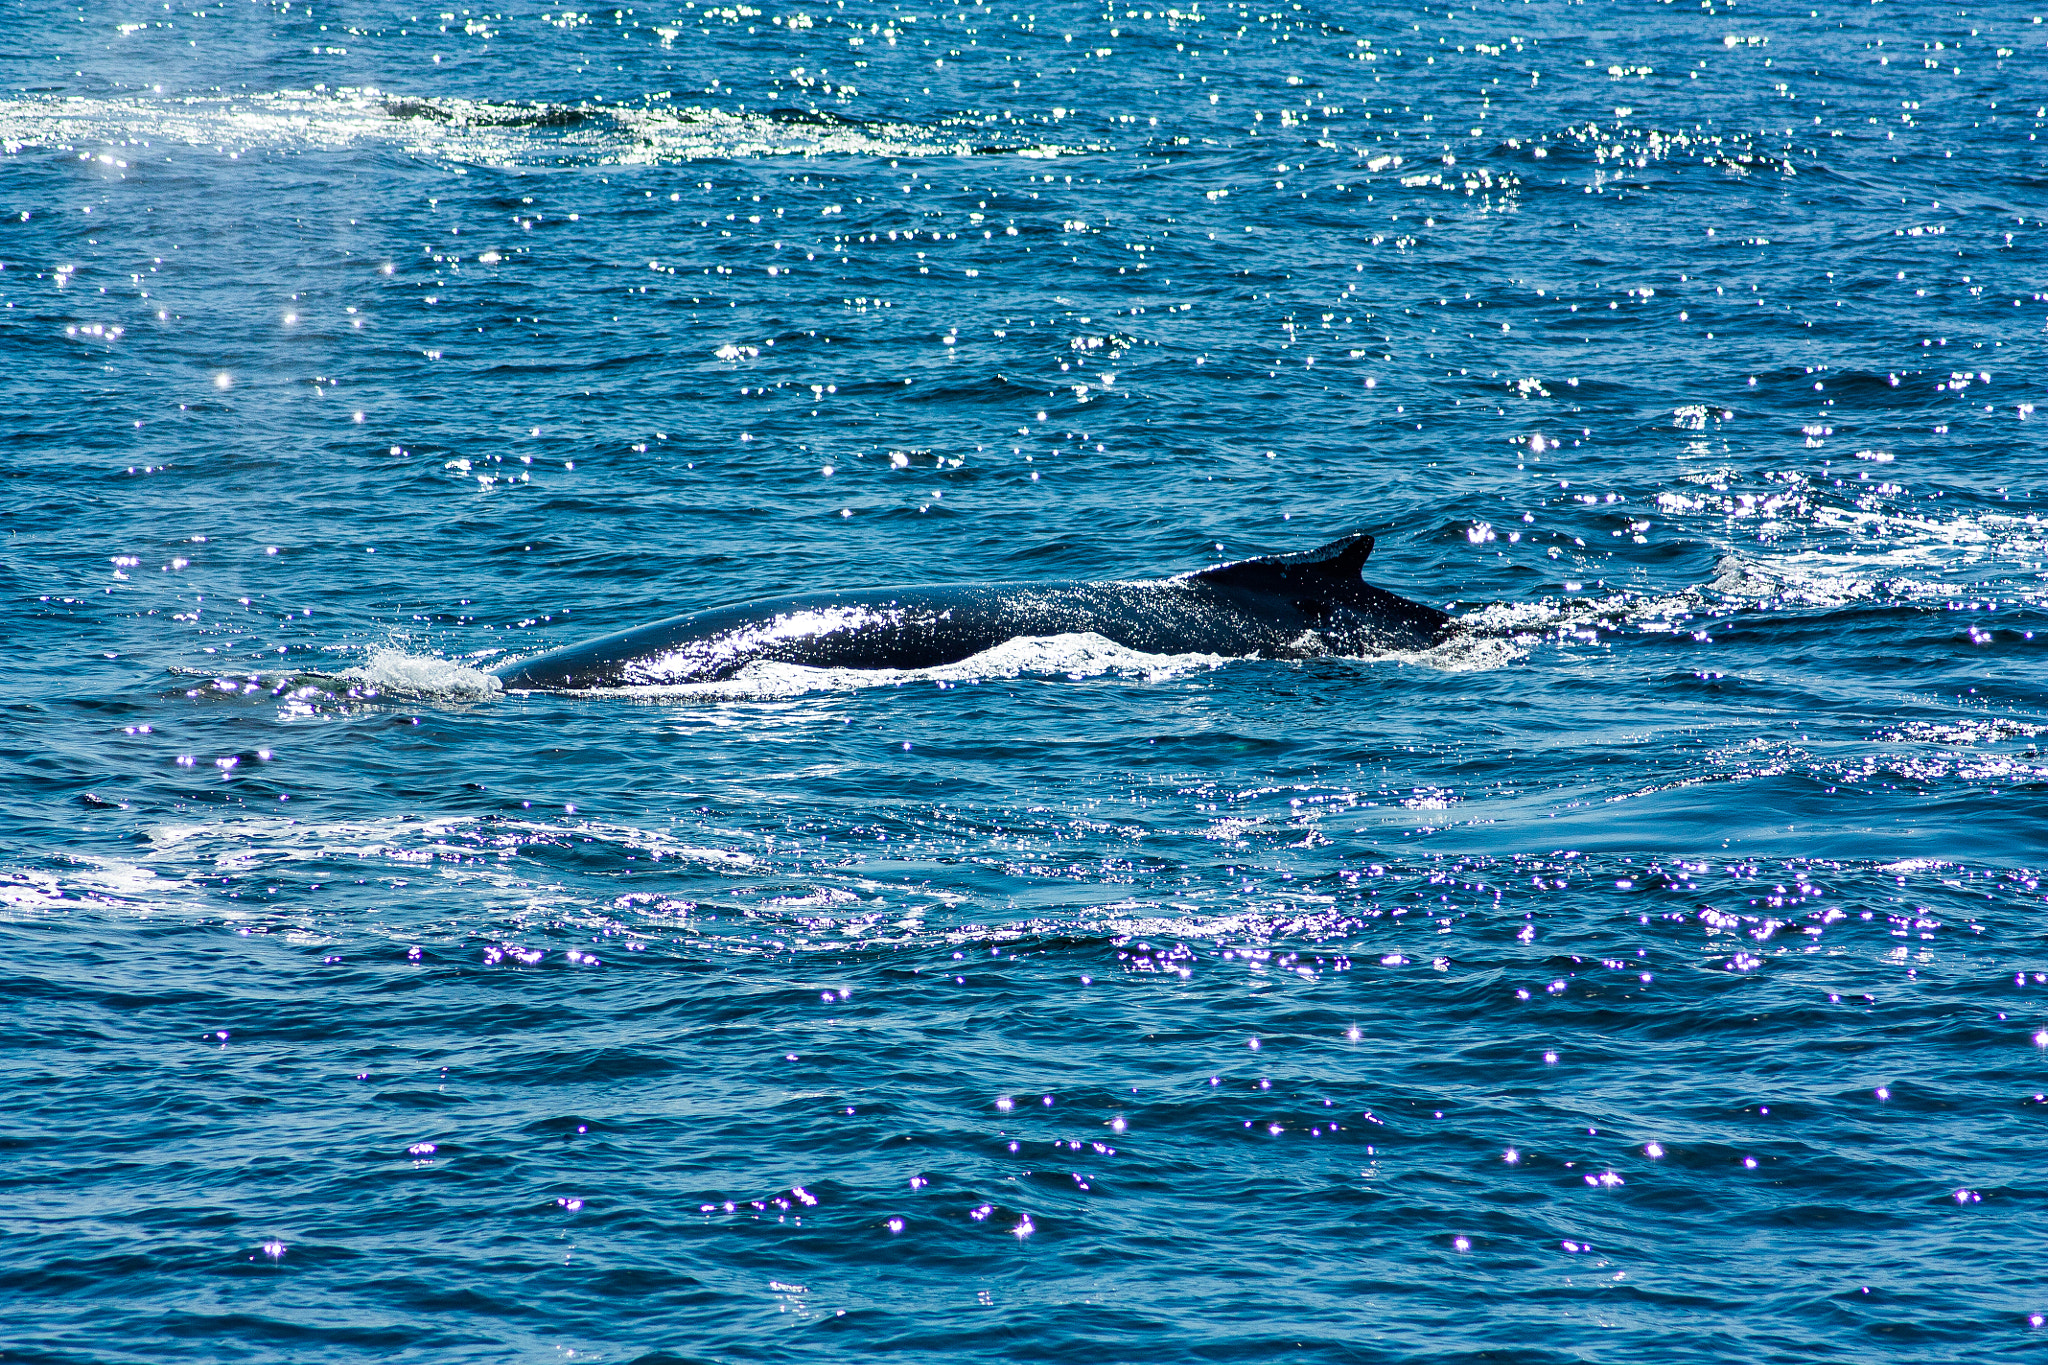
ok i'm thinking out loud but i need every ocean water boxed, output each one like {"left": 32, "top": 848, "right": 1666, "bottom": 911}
{"left": 4, "top": 0, "right": 2048, "bottom": 1359}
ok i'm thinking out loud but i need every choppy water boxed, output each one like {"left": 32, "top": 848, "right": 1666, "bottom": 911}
{"left": 5, "top": 1, "right": 2048, "bottom": 1359}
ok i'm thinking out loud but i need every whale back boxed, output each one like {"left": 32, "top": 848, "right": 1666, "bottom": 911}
{"left": 1188, "top": 531, "right": 1447, "bottom": 646}
{"left": 1189, "top": 531, "right": 1377, "bottom": 601}
{"left": 495, "top": 530, "right": 1449, "bottom": 687}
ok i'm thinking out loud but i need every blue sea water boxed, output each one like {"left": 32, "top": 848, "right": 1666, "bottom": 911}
{"left": 4, "top": 0, "right": 2048, "bottom": 1358}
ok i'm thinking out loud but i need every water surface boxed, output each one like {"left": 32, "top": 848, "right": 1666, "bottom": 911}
{"left": 4, "top": 1, "right": 2048, "bottom": 1359}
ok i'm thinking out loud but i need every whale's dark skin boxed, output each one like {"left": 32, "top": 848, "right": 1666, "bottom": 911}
{"left": 492, "top": 532, "right": 1450, "bottom": 690}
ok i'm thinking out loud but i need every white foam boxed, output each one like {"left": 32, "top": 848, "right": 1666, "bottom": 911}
{"left": 338, "top": 649, "right": 503, "bottom": 701}
{"left": 937, "top": 633, "right": 1232, "bottom": 682}
{"left": 0, "top": 813, "right": 760, "bottom": 937}
{"left": 1430, "top": 487, "right": 2048, "bottom": 660}
{"left": 0, "top": 869, "right": 108, "bottom": 918}
{"left": 0, "top": 89, "right": 1082, "bottom": 166}
{"left": 141, "top": 812, "right": 750, "bottom": 871}
{"left": 1707, "top": 553, "right": 1868, "bottom": 606}
{"left": 547, "top": 623, "right": 1527, "bottom": 698}
{"left": 1380, "top": 625, "right": 1531, "bottom": 673}
{"left": 0, "top": 863, "right": 194, "bottom": 922}
{"left": 567, "top": 632, "right": 1238, "bottom": 700}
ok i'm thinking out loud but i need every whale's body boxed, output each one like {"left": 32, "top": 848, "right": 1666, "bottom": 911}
{"left": 492, "top": 532, "right": 1449, "bottom": 690}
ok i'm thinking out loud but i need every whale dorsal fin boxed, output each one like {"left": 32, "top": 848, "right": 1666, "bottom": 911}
{"left": 1191, "top": 532, "right": 1376, "bottom": 591}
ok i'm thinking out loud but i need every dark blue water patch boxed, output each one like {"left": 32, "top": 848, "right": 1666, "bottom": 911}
{"left": 5, "top": 853, "right": 2048, "bottom": 1361}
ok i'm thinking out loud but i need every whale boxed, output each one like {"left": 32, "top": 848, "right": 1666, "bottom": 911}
{"left": 491, "top": 531, "right": 1450, "bottom": 690}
